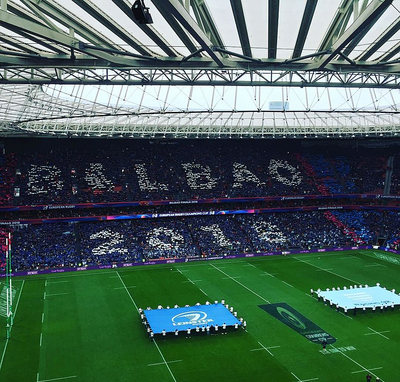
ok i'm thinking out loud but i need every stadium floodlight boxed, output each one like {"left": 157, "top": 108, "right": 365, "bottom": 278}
{"left": 132, "top": 0, "right": 153, "bottom": 24}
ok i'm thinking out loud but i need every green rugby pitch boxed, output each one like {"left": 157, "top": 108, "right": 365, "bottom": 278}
{"left": 1, "top": 250, "right": 400, "bottom": 382}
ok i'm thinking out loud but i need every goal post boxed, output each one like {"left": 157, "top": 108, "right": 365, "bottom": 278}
{"left": 5, "top": 232, "right": 12, "bottom": 339}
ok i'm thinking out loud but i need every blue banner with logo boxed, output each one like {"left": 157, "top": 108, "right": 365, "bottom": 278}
{"left": 144, "top": 303, "right": 241, "bottom": 334}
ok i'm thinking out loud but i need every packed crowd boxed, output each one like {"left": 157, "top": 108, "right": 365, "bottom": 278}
{"left": 0, "top": 150, "right": 15, "bottom": 206}
{"left": 390, "top": 153, "right": 400, "bottom": 195}
{"left": 0, "top": 139, "right": 392, "bottom": 206}
{"left": 8, "top": 209, "right": 399, "bottom": 272}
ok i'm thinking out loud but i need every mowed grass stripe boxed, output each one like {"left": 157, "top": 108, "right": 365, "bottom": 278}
{"left": 2, "top": 250, "right": 400, "bottom": 381}
{"left": 119, "top": 265, "right": 293, "bottom": 381}
{"left": 184, "top": 259, "right": 342, "bottom": 379}
{"left": 0, "top": 279, "right": 42, "bottom": 382}
{"left": 0, "top": 280, "right": 25, "bottom": 373}
{"left": 180, "top": 253, "right": 400, "bottom": 380}
{"left": 38, "top": 277, "right": 80, "bottom": 382}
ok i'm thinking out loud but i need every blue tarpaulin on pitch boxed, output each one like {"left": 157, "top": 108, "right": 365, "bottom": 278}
{"left": 144, "top": 303, "right": 241, "bottom": 334}
{"left": 318, "top": 286, "right": 400, "bottom": 309}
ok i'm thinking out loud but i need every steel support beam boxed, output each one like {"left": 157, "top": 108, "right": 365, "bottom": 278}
{"left": 111, "top": 0, "right": 179, "bottom": 57}
{"left": 150, "top": 0, "right": 199, "bottom": 54}
{"left": 358, "top": 17, "right": 400, "bottom": 61}
{"left": 71, "top": 0, "right": 155, "bottom": 56}
{"left": 152, "top": 0, "right": 224, "bottom": 66}
{"left": 340, "top": 2, "right": 390, "bottom": 59}
{"left": 1, "top": 67, "right": 400, "bottom": 89}
{"left": 268, "top": 0, "right": 279, "bottom": 59}
{"left": 20, "top": 0, "right": 63, "bottom": 33}
{"left": 26, "top": 0, "right": 122, "bottom": 52}
{"left": 314, "top": 0, "right": 393, "bottom": 69}
{"left": 292, "top": 0, "right": 318, "bottom": 58}
{"left": 0, "top": 34, "right": 42, "bottom": 54}
{"left": 318, "top": 0, "right": 353, "bottom": 51}
{"left": 190, "top": 0, "right": 225, "bottom": 50}
{"left": 9, "top": 119, "right": 400, "bottom": 140}
{"left": 230, "top": 0, "right": 251, "bottom": 57}
{"left": 378, "top": 41, "right": 400, "bottom": 62}
{"left": 0, "top": 10, "right": 78, "bottom": 47}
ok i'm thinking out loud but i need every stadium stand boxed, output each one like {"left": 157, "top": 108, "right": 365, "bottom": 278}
{"left": 1, "top": 139, "right": 400, "bottom": 273}
{"left": 10, "top": 210, "right": 399, "bottom": 272}
{"left": 0, "top": 139, "right": 391, "bottom": 206}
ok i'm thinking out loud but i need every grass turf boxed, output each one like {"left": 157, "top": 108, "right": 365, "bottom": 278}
{"left": 1, "top": 249, "right": 400, "bottom": 382}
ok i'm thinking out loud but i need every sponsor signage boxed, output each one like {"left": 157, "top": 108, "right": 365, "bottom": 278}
{"left": 0, "top": 246, "right": 373, "bottom": 278}
{"left": 0, "top": 193, "right": 390, "bottom": 212}
{"left": 259, "top": 303, "right": 336, "bottom": 344}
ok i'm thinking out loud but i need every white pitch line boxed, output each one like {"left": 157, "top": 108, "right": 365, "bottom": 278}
{"left": 46, "top": 280, "right": 70, "bottom": 284}
{"left": 222, "top": 276, "right": 241, "bottom": 280}
{"left": 316, "top": 268, "right": 334, "bottom": 272}
{"left": 366, "top": 327, "right": 390, "bottom": 340}
{"left": 351, "top": 366, "right": 383, "bottom": 374}
{"left": 37, "top": 376, "right": 78, "bottom": 382}
{"left": 199, "top": 288, "right": 207, "bottom": 295}
{"left": 294, "top": 258, "right": 360, "bottom": 284}
{"left": 338, "top": 310, "right": 353, "bottom": 320}
{"left": 113, "top": 286, "right": 137, "bottom": 290}
{"left": 116, "top": 271, "right": 138, "bottom": 310}
{"left": 43, "top": 291, "right": 46, "bottom": 300}
{"left": 148, "top": 360, "right": 182, "bottom": 367}
{"left": 251, "top": 345, "right": 281, "bottom": 353}
{"left": 46, "top": 293, "right": 70, "bottom": 297}
{"left": 364, "top": 331, "right": 390, "bottom": 336}
{"left": 42, "top": 312, "right": 45, "bottom": 324}
{"left": 176, "top": 268, "right": 183, "bottom": 275}
{"left": 40, "top": 332, "right": 43, "bottom": 347}
{"left": 291, "top": 373, "right": 301, "bottom": 381}
{"left": 282, "top": 281, "right": 294, "bottom": 288}
{"left": 0, "top": 280, "right": 25, "bottom": 373}
{"left": 364, "top": 264, "right": 386, "bottom": 267}
{"left": 45, "top": 280, "right": 48, "bottom": 287}
{"left": 30, "top": 271, "right": 118, "bottom": 281}
{"left": 337, "top": 256, "right": 360, "bottom": 260}
{"left": 153, "top": 340, "right": 177, "bottom": 382}
{"left": 210, "top": 264, "right": 270, "bottom": 304}
{"left": 330, "top": 345, "right": 384, "bottom": 382}
{"left": 291, "top": 372, "right": 319, "bottom": 382}
{"left": 257, "top": 341, "right": 274, "bottom": 356}
{"left": 116, "top": 271, "right": 177, "bottom": 382}
{"left": 181, "top": 279, "right": 195, "bottom": 285}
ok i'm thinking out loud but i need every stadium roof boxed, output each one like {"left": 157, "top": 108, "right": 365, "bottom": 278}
{"left": 1, "top": 0, "right": 400, "bottom": 138}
